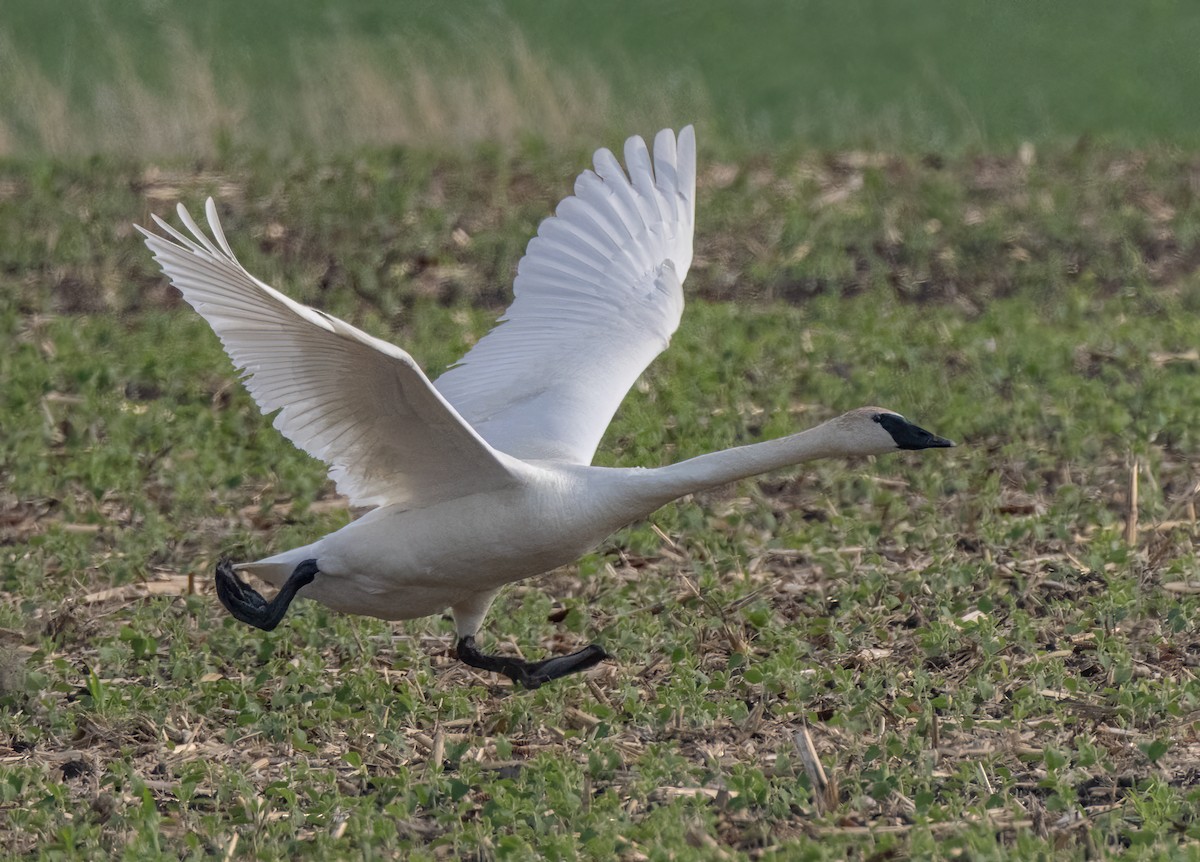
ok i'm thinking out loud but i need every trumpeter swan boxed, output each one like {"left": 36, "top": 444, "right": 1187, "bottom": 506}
{"left": 139, "top": 127, "right": 952, "bottom": 688}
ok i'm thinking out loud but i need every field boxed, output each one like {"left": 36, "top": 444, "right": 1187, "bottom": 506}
{"left": 5, "top": 3, "right": 1200, "bottom": 860}
{"left": 2, "top": 141, "right": 1200, "bottom": 859}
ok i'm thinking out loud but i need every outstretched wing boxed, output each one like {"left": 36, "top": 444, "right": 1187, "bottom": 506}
{"left": 139, "top": 199, "right": 519, "bottom": 509}
{"left": 434, "top": 126, "right": 697, "bottom": 464}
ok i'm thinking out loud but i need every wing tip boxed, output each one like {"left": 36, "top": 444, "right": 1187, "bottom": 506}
{"left": 676, "top": 125, "right": 697, "bottom": 169}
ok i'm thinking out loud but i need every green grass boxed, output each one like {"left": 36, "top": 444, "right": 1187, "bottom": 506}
{"left": 4, "top": 143, "right": 1200, "bottom": 858}
{"left": 4, "top": 1, "right": 1200, "bottom": 157}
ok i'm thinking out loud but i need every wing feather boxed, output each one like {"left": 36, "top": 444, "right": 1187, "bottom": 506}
{"left": 139, "top": 199, "right": 518, "bottom": 509}
{"left": 435, "top": 126, "right": 696, "bottom": 464}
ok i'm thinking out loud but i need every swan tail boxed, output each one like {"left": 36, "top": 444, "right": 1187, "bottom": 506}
{"left": 233, "top": 544, "right": 322, "bottom": 589}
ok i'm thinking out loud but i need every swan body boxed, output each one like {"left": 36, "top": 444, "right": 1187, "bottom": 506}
{"left": 229, "top": 408, "right": 916, "bottom": 628}
{"left": 140, "top": 127, "right": 953, "bottom": 686}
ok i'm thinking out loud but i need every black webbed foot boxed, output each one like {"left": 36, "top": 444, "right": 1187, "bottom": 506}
{"left": 456, "top": 636, "right": 608, "bottom": 689}
{"left": 215, "top": 558, "right": 318, "bottom": 631}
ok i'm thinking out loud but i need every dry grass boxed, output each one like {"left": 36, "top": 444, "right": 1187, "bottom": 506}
{"left": 0, "top": 21, "right": 706, "bottom": 159}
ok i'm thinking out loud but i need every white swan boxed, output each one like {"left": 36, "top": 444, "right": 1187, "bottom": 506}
{"left": 139, "top": 127, "right": 952, "bottom": 688}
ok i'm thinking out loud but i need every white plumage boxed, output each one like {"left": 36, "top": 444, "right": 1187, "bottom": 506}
{"left": 436, "top": 127, "right": 694, "bottom": 463}
{"left": 140, "top": 127, "right": 952, "bottom": 687}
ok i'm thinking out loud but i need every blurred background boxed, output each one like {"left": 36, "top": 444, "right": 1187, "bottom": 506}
{"left": 4, "top": 0, "right": 1200, "bottom": 158}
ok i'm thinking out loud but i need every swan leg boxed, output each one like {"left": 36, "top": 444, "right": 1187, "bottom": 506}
{"left": 456, "top": 636, "right": 608, "bottom": 690}
{"left": 214, "top": 557, "right": 317, "bottom": 631}
{"left": 451, "top": 591, "right": 608, "bottom": 689}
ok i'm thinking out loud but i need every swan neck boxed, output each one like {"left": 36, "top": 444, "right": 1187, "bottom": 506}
{"left": 630, "top": 421, "right": 845, "bottom": 510}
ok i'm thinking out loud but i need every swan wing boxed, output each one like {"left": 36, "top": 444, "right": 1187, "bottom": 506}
{"left": 138, "top": 199, "right": 518, "bottom": 509}
{"left": 434, "top": 126, "right": 697, "bottom": 464}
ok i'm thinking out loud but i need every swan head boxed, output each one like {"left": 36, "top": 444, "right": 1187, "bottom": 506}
{"left": 837, "top": 407, "right": 955, "bottom": 454}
